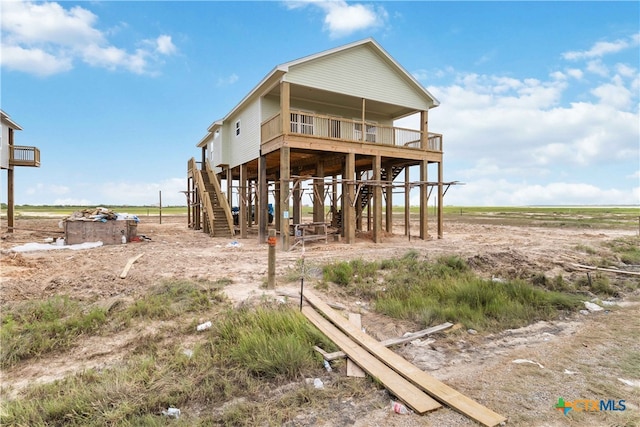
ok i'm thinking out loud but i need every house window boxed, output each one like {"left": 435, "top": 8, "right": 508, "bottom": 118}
{"left": 235, "top": 120, "right": 241, "bottom": 137}
{"left": 355, "top": 123, "right": 377, "bottom": 142}
{"left": 290, "top": 113, "right": 314, "bottom": 135}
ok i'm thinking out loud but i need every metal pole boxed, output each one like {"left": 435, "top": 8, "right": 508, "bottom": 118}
{"left": 159, "top": 190, "right": 162, "bottom": 224}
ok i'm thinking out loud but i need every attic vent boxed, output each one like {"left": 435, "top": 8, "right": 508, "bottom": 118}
{"left": 235, "top": 120, "right": 241, "bottom": 137}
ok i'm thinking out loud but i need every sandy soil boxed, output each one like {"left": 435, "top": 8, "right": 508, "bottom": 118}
{"left": 1, "top": 215, "right": 638, "bottom": 426}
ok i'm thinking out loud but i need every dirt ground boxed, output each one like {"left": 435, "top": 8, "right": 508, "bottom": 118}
{"left": 1, "top": 214, "right": 639, "bottom": 426}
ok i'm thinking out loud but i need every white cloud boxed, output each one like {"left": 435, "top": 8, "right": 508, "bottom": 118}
{"left": 0, "top": 1, "right": 177, "bottom": 76}
{"left": 0, "top": 43, "right": 72, "bottom": 76}
{"left": 217, "top": 73, "right": 239, "bottom": 87}
{"left": 412, "top": 179, "right": 640, "bottom": 206}
{"left": 591, "top": 76, "right": 633, "bottom": 109}
{"left": 562, "top": 34, "right": 640, "bottom": 60}
{"left": 285, "top": 0, "right": 388, "bottom": 38}
{"left": 155, "top": 35, "right": 177, "bottom": 55}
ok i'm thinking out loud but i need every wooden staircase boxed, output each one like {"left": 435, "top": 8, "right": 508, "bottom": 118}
{"left": 359, "top": 165, "right": 404, "bottom": 208}
{"left": 189, "top": 158, "right": 235, "bottom": 238}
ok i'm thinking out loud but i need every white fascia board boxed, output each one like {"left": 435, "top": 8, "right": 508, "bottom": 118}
{"left": 0, "top": 110, "right": 23, "bottom": 131}
{"left": 197, "top": 132, "right": 213, "bottom": 148}
{"left": 218, "top": 68, "right": 286, "bottom": 124}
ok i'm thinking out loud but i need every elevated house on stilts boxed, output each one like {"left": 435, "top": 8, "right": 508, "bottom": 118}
{"left": 187, "top": 38, "right": 450, "bottom": 250}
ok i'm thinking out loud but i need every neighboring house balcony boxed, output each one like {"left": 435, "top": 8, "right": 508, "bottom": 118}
{"left": 10, "top": 145, "right": 41, "bottom": 167}
{"left": 261, "top": 110, "right": 442, "bottom": 160}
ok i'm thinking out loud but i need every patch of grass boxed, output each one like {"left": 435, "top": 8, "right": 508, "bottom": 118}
{"left": 1, "top": 302, "right": 341, "bottom": 426}
{"left": 575, "top": 244, "right": 597, "bottom": 255}
{"left": 213, "top": 305, "right": 335, "bottom": 379}
{"left": 607, "top": 236, "right": 640, "bottom": 265}
{"left": 0, "top": 296, "right": 107, "bottom": 368}
{"left": 374, "top": 254, "right": 583, "bottom": 331}
{"left": 121, "top": 279, "right": 225, "bottom": 322}
{"left": 575, "top": 273, "right": 617, "bottom": 296}
{"left": 322, "top": 258, "right": 383, "bottom": 298}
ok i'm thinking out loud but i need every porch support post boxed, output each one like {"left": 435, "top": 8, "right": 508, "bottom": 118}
{"left": 7, "top": 129, "right": 15, "bottom": 233}
{"left": 344, "top": 153, "right": 356, "bottom": 243}
{"left": 420, "top": 110, "right": 429, "bottom": 150}
{"left": 372, "top": 155, "right": 382, "bottom": 243}
{"left": 274, "top": 177, "right": 281, "bottom": 230}
{"left": 331, "top": 176, "right": 338, "bottom": 229}
{"left": 226, "top": 166, "right": 232, "bottom": 206}
{"left": 281, "top": 81, "right": 290, "bottom": 135}
{"left": 258, "top": 155, "right": 268, "bottom": 243}
{"left": 292, "top": 176, "right": 301, "bottom": 225}
{"left": 280, "top": 147, "right": 290, "bottom": 250}
{"left": 438, "top": 161, "right": 444, "bottom": 239}
{"left": 313, "top": 160, "right": 325, "bottom": 225}
{"left": 361, "top": 98, "right": 366, "bottom": 142}
{"left": 385, "top": 165, "right": 393, "bottom": 234}
{"left": 239, "top": 163, "right": 248, "bottom": 239}
{"left": 404, "top": 166, "right": 410, "bottom": 236}
{"left": 7, "top": 167, "right": 14, "bottom": 233}
{"left": 419, "top": 160, "right": 428, "bottom": 240}
{"left": 355, "top": 171, "right": 363, "bottom": 231}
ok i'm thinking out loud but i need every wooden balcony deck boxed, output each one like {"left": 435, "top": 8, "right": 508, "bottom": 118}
{"left": 261, "top": 111, "right": 442, "bottom": 153}
{"left": 10, "top": 145, "right": 40, "bottom": 167}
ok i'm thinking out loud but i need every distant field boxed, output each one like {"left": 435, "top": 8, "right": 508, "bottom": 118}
{"left": 2, "top": 204, "right": 639, "bottom": 229}
{"left": 1, "top": 205, "right": 188, "bottom": 218}
{"left": 438, "top": 206, "right": 640, "bottom": 229}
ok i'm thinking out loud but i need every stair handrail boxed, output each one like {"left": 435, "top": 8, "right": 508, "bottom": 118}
{"left": 204, "top": 159, "right": 235, "bottom": 236}
{"left": 188, "top": 157, "right": 216, "bottom": 234}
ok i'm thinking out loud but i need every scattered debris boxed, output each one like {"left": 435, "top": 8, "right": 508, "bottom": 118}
{"left": 323, "top": 360, "right": 332, "bottom": 372}
{"left": 564, "top": 369, "right": 578, "bottom": 375}
{"left": 182, "top": 349, "right": 194, "bottom": 358}
{"left": 391, "top": 400, "right": 413, "bottom": 415}
{"left": 162, "top": 407, "right": 180, "bottom": 418}
{"left": 120, "top": 253, "right": 145, "bottom": 279}
{"left": 468, "top": 329, "right": 478, "bottom": 335}
{"left": 313, "top": 378, "right": 324, "bottom": 389}
{"left": 618, "top": 378, "right": 640, "bottom": 388}
{"left": 512, "top": 359, "right": 544, "bottom": 369}
{"left": 226, "top": 241, "right": 243, "bottom": 248}
{"left": 584, "top": 301, "right": 603, "bottom": 312}
{"left": 11, "top": 241, "right": 103, "bottom": 253}
{"left": 63, "top": 207, "right": 140, "bottom": 223}
{"left": 196, "top": 321, "right": 212, "bottom": 332}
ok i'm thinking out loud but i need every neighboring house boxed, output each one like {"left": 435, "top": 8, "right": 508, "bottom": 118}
{"left": 187, "top": 38, "right": 447, "bottom": 250}
{"left": 1, "top": 110, "right": 41, "bottom": 232}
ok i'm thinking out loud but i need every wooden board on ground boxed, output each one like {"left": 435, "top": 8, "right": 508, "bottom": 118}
{"left": 120, "top": 253, "right": 144, "bottom": 279}
{"left": 316, "top": 322, "right": 453, "bottom": 361}
{"left": 347, "top": 313, "right": 366, "bottom": 377}
{"left": 302, "top": 306, "right": 441, "bottom": 414}
{"left": 304, "top": 290, "right": 506, "bottom": 427}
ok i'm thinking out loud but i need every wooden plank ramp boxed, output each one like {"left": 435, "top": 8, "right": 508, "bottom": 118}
{"left": 302, "top": 306, "right": 441, "bottom": 414}
{"left": 316, "top": 322, "right": 454, "bottom": 361}
{"left": 304, "top": 291, "right": 506, "bottom": 427}
{"left": 346, "top": 313, "right": 366, "bottom": 377}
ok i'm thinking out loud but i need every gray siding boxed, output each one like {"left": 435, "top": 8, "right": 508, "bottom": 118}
{"left": 285, "top": 45, "right": 431, "bottom": 111}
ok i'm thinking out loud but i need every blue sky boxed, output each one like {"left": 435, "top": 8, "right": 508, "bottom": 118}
{"left": 1, "top": 0, "right": 638, "bottom": 207}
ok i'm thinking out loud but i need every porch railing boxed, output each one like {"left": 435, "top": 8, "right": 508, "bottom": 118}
{"left": 261, "top": 111, "right": 442, "bottom": 152}
{"left": 10, "top": 145, "right": 41, "bottom": 167}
